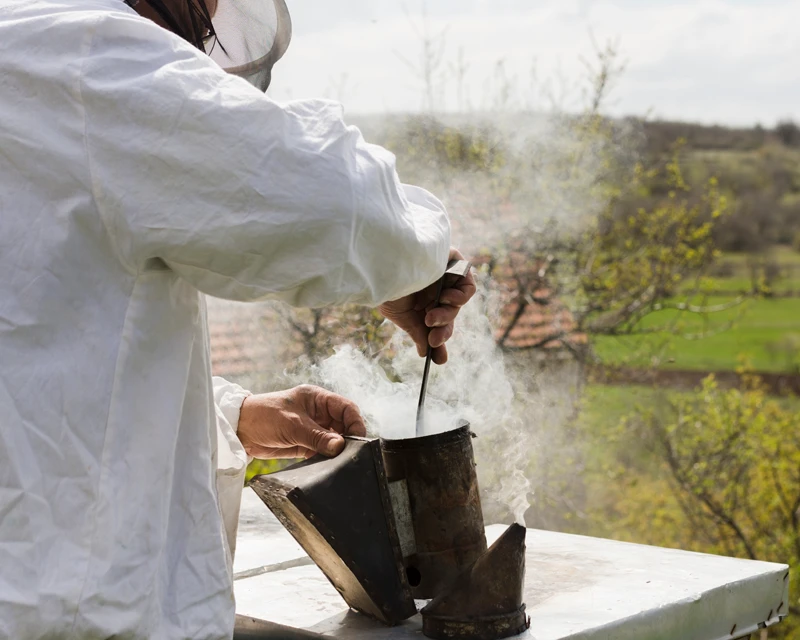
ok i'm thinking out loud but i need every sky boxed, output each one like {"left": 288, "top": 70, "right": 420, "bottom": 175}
{"left": 267, "top": 0, "right": 800, "bottom": 126}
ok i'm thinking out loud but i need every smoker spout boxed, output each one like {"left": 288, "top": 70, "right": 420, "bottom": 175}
{"left": 421, "top": 523, "right": 530, "bottom": 640}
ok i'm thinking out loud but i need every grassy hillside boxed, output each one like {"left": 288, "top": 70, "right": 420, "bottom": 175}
{"left": 642, "top": 120, "right": 800, "bottom": 253}
{"left": 593, "top": 297, "right": 800, "bottom": 372}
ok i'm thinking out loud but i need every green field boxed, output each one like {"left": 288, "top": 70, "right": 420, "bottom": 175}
{"left": 592, "top": 246, "right": 800, "bottom": 372}
{"left": 579, "top": 384, "right": 658, "bottom": 427}
{"left": 721, "top": 247, "right": 800, "bottom": 266}
{"left": 700, "top": 247, "right": 800, "bottom": 296}
{"left": 593, "top": 295, "right": 800, "bottom": 372}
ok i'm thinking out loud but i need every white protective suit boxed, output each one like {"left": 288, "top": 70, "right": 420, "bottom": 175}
{"left": 0, "top": 0, "right": 450, "bottom": 638}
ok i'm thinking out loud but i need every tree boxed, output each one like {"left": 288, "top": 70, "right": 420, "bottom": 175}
{"left": 630, "top": 374, "right": 800, "bottom": 637}
{"left": 775, "top": 119, "right": 800, "bottom": 148}
{"left": 275, "top": 304, "right": 391, "bottom": 366}
{"left": 486, "top": 146, "right": 733, "bottom": 361}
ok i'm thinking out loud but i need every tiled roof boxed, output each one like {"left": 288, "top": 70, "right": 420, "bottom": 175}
{"left": 474, "top": 253, "right": 587, "bottom": 351}
{"left": 206, "top": 299, "right": 284, "bottom": 383}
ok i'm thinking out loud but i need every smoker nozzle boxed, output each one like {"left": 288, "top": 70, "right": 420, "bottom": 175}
{"left": 421, "top": 524, "right": 530, "bottom": 640}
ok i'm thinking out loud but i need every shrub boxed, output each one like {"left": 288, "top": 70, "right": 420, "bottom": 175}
{"left": 623, "top": 376, "right": 800, "bottom": 638}
{"left": 775, "top": 119, "right": 800, "bottom": 147}
{"left": 710, "top": 260, "right": 735, "bottom": 278}
{"left": 765, "top": 334, "right": 800, "bottom": 373}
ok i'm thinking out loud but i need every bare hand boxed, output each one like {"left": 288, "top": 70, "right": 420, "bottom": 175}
{"left": 378, "top": 248, "right": 476, "bottom": 365}
{"left": 237, "top": 385, "right": 366, "bottom": 459}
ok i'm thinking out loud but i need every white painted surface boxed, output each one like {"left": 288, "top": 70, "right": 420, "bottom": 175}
{"left": 234, "top": 488, "right": 790, "bottom": 639}
{"left": 234, "top": 490, "right": 307, "bottom": 576}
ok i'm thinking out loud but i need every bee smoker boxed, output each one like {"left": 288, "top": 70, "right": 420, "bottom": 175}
{"left": 248, "top": 423, "right": 487, "bottom": 618}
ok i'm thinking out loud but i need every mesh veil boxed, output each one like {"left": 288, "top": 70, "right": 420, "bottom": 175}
{"left": 206, "top": 0, "right": 292, "bottom": 92}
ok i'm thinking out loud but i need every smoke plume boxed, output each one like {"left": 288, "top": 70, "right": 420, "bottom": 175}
{"left": 293, "top": 274, "right": 535, "bottom": 526}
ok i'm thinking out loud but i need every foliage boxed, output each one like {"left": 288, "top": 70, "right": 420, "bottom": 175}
{"left": 276, "top": 305, "right": 392, "bottom": 365}
{"left": 579, "top": 150, "right": 728, "bottom": 334}
{"left": 776, "top": 119, "right": 800, "bottom": 148}
{"left": 631, "top": 375, "right": 800, "bottom": 632}
{"left": 641, "top": 120, "right": 767, "bottom": 154}
{"left": 245, "top": 458, "right": 294, "bottom": 484}
{"left": 568, "top": 119, "right": 800, "bottom": 254}
{"left": 382, "top": 116, "right": 506, "bottom": 183}
{"left": 677, "top": 144, "right": 800, "bottom": 252}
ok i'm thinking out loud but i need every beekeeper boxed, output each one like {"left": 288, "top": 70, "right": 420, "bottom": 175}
{"left": 0, "top": 0, "right": 476, "bottom": 638}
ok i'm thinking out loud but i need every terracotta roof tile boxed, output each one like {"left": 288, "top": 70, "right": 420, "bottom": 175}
{"left": 206, "top": 299, "right": 280, "bottom": 382}
{"left": 472, "top": 253, "right": 587, "bottom": 351}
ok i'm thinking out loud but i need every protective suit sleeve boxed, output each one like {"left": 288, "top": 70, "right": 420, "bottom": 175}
{"left": 213, "top": 377, "right": 251, "bottom": 560}
{"left": 81, "top": 14, "right": 451, "bottom": 307}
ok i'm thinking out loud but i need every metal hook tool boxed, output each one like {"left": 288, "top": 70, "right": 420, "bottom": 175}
{"left": 416, "top": 259, "right": 472, "bottom": 437}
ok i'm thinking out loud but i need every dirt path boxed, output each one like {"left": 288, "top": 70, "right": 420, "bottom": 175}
{"left": 589, "top": 365, "right": 800, "bottom": 396}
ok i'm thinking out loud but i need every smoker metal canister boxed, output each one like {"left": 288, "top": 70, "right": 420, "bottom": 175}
{"left": 380, "top": 423, "right": 487, "bottom": 599}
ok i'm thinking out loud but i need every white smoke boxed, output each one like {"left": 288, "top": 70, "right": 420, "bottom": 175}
{"left": 312, "top": 281, "right": 509, "bottom": 439}
{"left": 293, "top": 275, "right": 535, "bottom": 526}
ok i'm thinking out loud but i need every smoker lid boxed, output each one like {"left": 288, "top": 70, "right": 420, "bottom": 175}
{"left": 380, "top": 421, "right": 473, "bottom": 449}
{"left": 206, "top": 0, "right": 292, "bottom": 91}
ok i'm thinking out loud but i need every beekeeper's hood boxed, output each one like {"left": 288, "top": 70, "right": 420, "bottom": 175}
{"left": 206, "top": 0, "right": 292, "bottom": 91}
{"left": 129, "top": 0, "right": 292, "bottom": 91}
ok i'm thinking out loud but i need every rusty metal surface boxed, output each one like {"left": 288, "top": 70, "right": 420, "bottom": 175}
{"left": 445, "top": 260, "right": 472, "bottom": 279}
{"left": 421, "top": 524, "right": 529, "bottom": 640}
{"left": 249, "top": 438, "right": 416, "bottom": 625}
{"left": 421, "top": 608, "right": 529, "bottom": 640}
{"left": 381, "top": 424, "right": 487, "bottom": 599}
